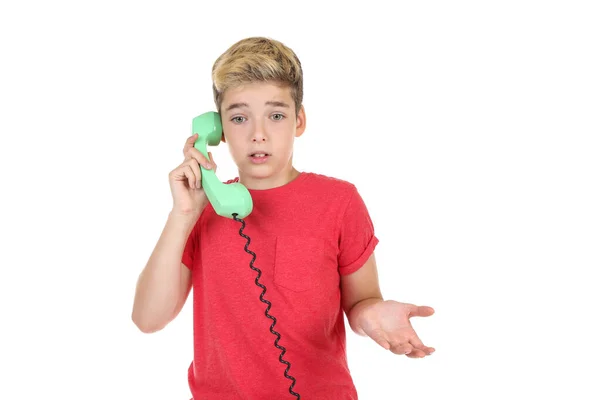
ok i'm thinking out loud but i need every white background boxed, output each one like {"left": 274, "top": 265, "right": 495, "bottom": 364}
{"left": 1, "top": 1, "right": 598, "bottom": 399}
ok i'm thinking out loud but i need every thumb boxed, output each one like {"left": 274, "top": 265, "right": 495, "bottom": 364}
{"left": 409, "top": 305, "right": 435, "bottom": 318}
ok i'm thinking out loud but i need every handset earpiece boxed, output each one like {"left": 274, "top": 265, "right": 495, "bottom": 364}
{"left": 192, "top": 111, "right": 253, "bottom": 219}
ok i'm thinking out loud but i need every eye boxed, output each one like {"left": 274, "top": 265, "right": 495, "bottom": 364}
{"left": 231, "top": 116, "right": 246, "bottom": 124}
{"left": 271, "top": 113, "right": 285, "bottom": 121}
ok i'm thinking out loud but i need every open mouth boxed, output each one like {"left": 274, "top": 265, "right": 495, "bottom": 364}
{"left": 249, "top": 152, "right": 270, "bottom": 158}
{"left": 249, "top": 152, "right": 271, "bottom": 164}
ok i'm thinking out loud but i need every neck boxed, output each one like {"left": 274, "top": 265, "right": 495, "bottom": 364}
{"left": 239, "top": 166, "right": 300, "bottom": 190}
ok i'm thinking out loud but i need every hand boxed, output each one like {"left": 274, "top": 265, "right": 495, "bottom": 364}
{"left": 168, "top": 133, "right": 217, "bottom": 217}
{"left": 357, "top": 300, "right": 435, "bottom": 358}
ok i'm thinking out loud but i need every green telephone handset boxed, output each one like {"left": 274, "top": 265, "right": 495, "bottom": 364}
{"left": 192, "top": 111, "right": 253, "bottom": 219}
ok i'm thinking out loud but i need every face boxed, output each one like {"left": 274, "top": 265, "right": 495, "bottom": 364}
{"left": 220, "top": 81, "right": 306, "bottom": 190}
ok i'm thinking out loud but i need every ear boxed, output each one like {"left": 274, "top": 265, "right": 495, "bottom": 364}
{"left": 294, "top": 105, "right": 306, "bottom": 138}
{"left": 219, "top": 110, "right": 227, "bottom": 143}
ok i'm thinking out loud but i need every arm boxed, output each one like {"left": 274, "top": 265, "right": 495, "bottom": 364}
{"left": 341, "top": 252, "right": 436, "bottom": 356}
{"left": 341, "top": 253, "right": 384, "bottom": 336}
{"left": 131, "top": 211, "right": 200, "bottom": 333}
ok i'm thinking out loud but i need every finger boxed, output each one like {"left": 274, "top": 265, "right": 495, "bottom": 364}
{"left": 368, "top": 329, "right": 391, "bottom": 350}
{"left": 408, "top": 305, "right": 435, "bottom": 318}
{"left": 403, "top": 322, "right": 435, "bottom": 354}
{"left": 389, "top": 341, "right": 413, "bottom": 356}
{"left": 170, "top": 164, "right": 196, "bottom": 189}
{"left": 182, "top": 164, "right": 196, "bottom": 189}
{"left": 183, "top": 133, "right": 199, "bottom": 157}
{"left": 399, "top": 339, "right": 426, "bottom": 357}
{"left": 411, "top": 338, "right": 435, "bottom": 355}
{"left": 407, "top": 333, "right": 434, "bottom": 354}
{"left": 208, "top": 152, "right": 217, "bottom": 171}
{"left": 405, "top": 338, "right": 433, "bottom": 357}
{"left": 408, "top": 333, "right": 425, "bottom": 349}
{"left": 186, "top": 158, "right": 202, "bottom": 189}
{"left": 410, "top": 338, "right": 429, "bottom": 356}
{"left": 405, "top": 350, "right": 425, "bottom": 358}
{"left": 185, "top": 147, "right": 212, "bottom": 169}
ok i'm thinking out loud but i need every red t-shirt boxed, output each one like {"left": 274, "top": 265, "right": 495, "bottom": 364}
{"left": 182, "top": 172, "right": 379, "bottom": 399}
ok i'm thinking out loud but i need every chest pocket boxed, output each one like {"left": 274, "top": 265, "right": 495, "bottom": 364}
{"left": 273, "top": 236, "right": 327, "bottom": 292}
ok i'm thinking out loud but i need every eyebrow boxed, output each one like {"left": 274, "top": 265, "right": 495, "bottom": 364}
{"left": 225, "top": 101, "right": 290, "bottom": 111}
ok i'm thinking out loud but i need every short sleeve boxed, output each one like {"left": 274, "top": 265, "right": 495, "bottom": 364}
{"left": 182, "top": 220, "right": 199, "bottom": 271}
{"left": 337, "top": 185, "right": 379, "bottom": 275}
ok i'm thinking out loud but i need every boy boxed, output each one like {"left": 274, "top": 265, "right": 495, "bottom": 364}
{"left": 132, "top": 37, "right": 435, "bottom": 399}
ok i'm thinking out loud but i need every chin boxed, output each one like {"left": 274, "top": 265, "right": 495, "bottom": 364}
{"left": 245, "top": 162, "right": 291, "bottom": 181}
{"left": 249, "top": 169, "right": 276, "bottom": 180}
{"left": 239, "top": 164, "right": 272, "bottom": 177}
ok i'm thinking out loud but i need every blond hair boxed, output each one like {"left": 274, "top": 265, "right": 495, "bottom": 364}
{"left": 212, "top": 37, "right": 303, "bottom": 115}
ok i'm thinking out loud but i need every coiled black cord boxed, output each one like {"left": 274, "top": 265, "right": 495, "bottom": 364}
{"left": 232, "top": 213, "right": 301, "bottom": 399}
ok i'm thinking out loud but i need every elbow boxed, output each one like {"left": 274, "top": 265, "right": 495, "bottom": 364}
{"left": 131, "top": 311, "right": 166, "bottom": 334}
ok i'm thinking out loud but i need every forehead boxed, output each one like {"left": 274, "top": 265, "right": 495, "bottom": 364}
{"left": 222, "top": 81, "right": 292, "bottom": 107}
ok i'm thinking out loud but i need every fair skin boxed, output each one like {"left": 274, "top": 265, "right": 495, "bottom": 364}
{"left": 342, "top": 254, "right": 435, "bottom": 357}
{"left": 132, "top": 81, "right": 434, "bottom": 357}
{"left": 218, "top": 81, "right": 306, "bottom": 190}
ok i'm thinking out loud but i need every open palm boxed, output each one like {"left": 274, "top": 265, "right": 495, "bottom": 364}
{"left": 357, "top": 300, "right": 435, "bottom": 358}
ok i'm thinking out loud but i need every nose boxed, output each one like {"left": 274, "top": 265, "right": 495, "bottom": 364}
{"left": 251, "top": 121, "right": 267, "bottom": 142}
